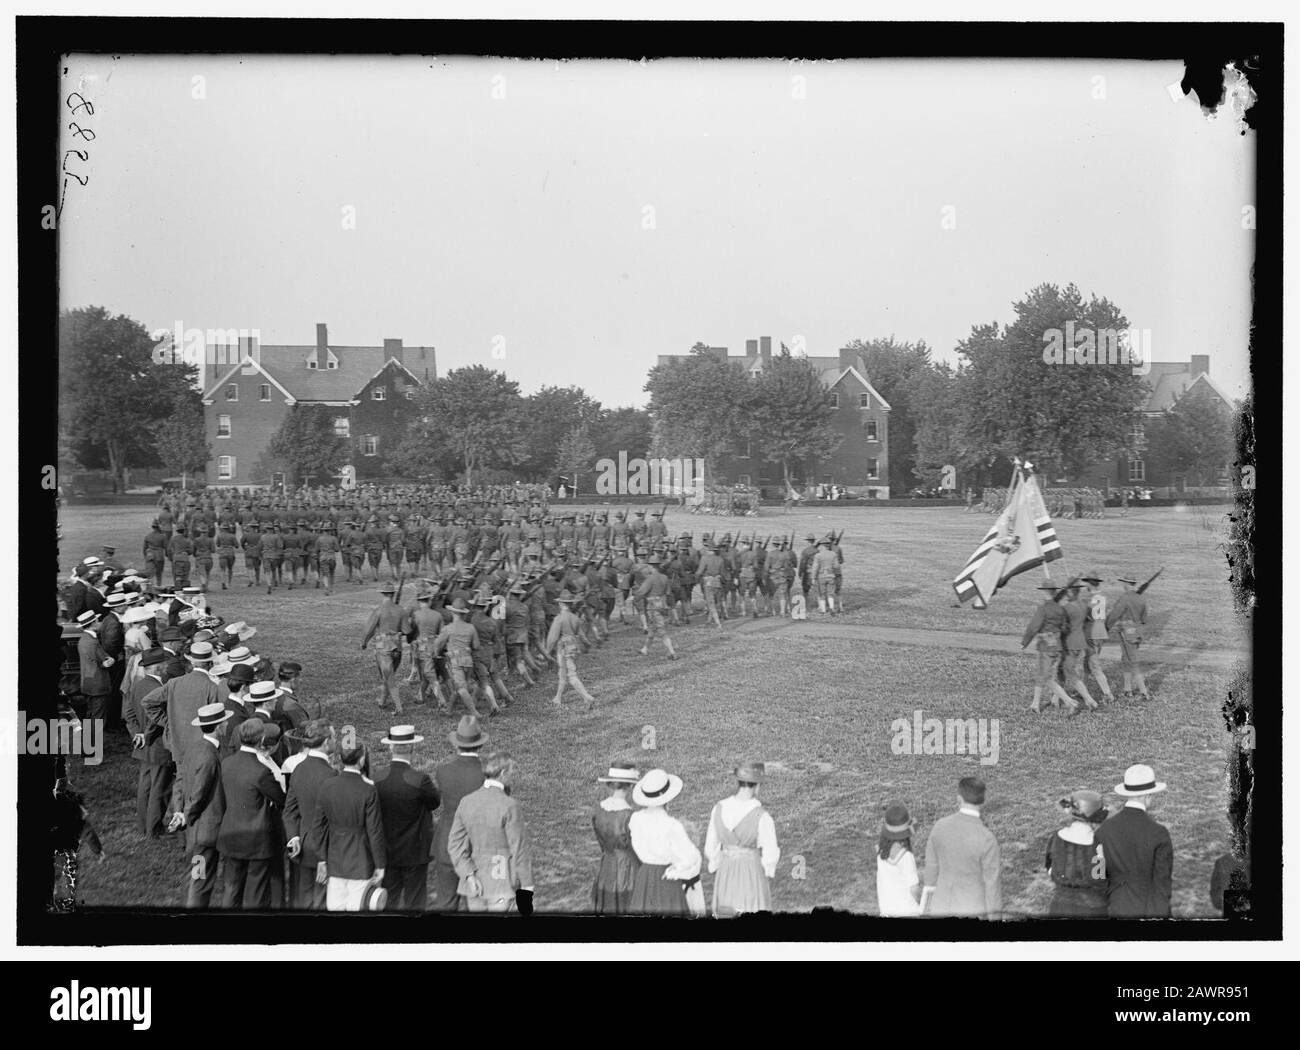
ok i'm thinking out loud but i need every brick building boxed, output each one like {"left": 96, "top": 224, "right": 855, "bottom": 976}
{"left": 655, "top": 338, "right": 892, "bottom": 497}
{"left": 200, "top": 324, "right": 436, "bottom": 487}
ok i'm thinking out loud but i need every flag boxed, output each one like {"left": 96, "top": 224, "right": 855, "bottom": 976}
{"left": 952, "top": 470, "right": 1063, "bottom": 606}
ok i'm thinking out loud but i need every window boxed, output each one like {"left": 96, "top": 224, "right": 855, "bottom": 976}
{"left": 362, "top": 435, "right": 378, "bottom": 456}
{"left": 308, "top": 359, "right": 318, "bottom": 369}
{"left": 217, "top": 414, "right": 232, "bottom": 438}
{"left": 225, "top": 384, "right": 238, "bottom": 402}
{"left": 867, "top": 458, "right": 879, "bottom": 478}
{"left": 738, "top": 474, "right": 751, "bottom": 487}
{"left": 859, "top": 392, "right": 870, "bottom": 409}
{"left": 1128, "top": 459, "right": 1146, "bottom": 482}
{"left": 372, "top": 387, "right": 386, "bottom": 401}
{"left": 217, "top": 456, "right": 235, "bottom": 480}
{"left": 863, "top": 420, "right": 879, "bottom": 441}
{"left": 259, "top": 383, "right": 271, "bottom": 401}
{"left": 829, "top": 393, "right": 839, "bottom": 409}
{"left": 1131, "top": 420, "right": 1146, "bottom": 449}
{"left": 334, "top": 417, "right": 351, "bottom": 438}
{"left": 327, "top": 359, "right": 338, "bottom": 370}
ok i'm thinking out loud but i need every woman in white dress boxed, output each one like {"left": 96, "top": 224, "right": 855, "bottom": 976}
{"left": 875, "top": 803, "right": 922, "bottom": 916}
{"left": 628, "top": 769, "right": 701, "bottom": 915}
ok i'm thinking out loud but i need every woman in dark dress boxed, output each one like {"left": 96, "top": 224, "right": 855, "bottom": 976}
{"left": 1044, "top": 790, "right": 1110, "bottom": 917}
{"left": 591, "top": 762, "right": 641, "bottom": 914}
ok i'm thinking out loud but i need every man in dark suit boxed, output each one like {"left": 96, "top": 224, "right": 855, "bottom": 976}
{"left": 432, "top": 716, "right": 487, "bottom": 910}
{"left": 219, "top": 664, "right": 258, "bottom": 757}
{"left": 123, "top": 648, "right": 177, "bottom": 838}
{"left": 1094, "top": 764, "right": 1174, "bottom": 918}
{"left": 76, "top": 610, "right": 115, "bottom": 724}
{"left": 375, "top": 725, "right": 441, "bottom": 911}
{"left": 168, "top": 703, "right": 232, "bottom": 908}
{"left": 216, "top": 718, "right": 287, "bottom": 909}
{"left": 307, "top": 743, "right": 387, "bottom": 911}
{"left": 284, "top": 720, "right": 338, "bottom": 910}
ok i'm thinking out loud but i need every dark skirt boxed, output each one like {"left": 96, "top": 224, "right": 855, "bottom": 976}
{"left": 1048, "top": 885, "right": 1109, "bottom": 918}
{"left": 628, "top": 862, "right": 689, "bottom": 916}
{"left": 592, "top": 849, "right": 640, "bottom": 914}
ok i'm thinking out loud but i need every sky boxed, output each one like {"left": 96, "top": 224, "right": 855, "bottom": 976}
{"left": 58, "top": 55, "right": 1255, "bottom": 408}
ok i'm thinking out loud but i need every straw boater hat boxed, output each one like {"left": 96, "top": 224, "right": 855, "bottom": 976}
{"left": 191, "top": 703, "right": 234, "bottom": 729}
{"left": 881, "top": 803, "right": 916, "bottom": 841}
{"left": 186, "top": 641, "right": 215, "bottom": 662}
{"left": 248, "top": 679, "right": 283, "bottom": 705}
{"left": 104, "top": 593, "right": 132, "bottom": 610}
{"left": 382, "top": 724, "right": 424, "bottom": 746}
{"left": 597, "top": 763, "right": 641, "bottom": 785}
{"left": 360, "top": 882, "right": 388, "bottom": 911}
{"left": 633, "top": 768, "right": 683, "bottom": 807}
{"left": 1114, "top": 763, "right": 1167, "bottom": 797}
{"left": 75, "top": 610, "right": 100, "bottom": 627}
{"left": 223, "top": 620, "right": 257, "bottom": 643}
{"left": 448, "top": 715, "right": 489, "bottom": 750}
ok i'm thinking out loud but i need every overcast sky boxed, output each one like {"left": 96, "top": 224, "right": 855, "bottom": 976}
{"left": 58, "top": 55, "right": 1254, "bottom": 408}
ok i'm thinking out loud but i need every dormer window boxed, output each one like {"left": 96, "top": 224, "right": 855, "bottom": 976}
{"left": 308, "top": 359, "right": 318, "bottom": 370}
{"left": 327, "top": 359, "right": 338, "bottom": 370}
{"left": 372, "top": 387, "right": 386, "bottom": 401}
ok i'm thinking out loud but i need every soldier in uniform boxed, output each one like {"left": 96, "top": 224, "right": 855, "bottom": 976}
{"left": 216, "top": 524, "right": 239, "bottom": 590}
{"left": 403, "top": 517, "right": 426, "bottom": 577}
{"left": 192, "top": 526, "right": 215, "bottom": 592}
{"left": 411, "top": 592, "right": 452, "bottom": 711}
{"left": 262, "top": 522, "right": 285, "bottom": 593}
{"left": 169, "top": 524, "right": 194, "bottom": 590}
{"left": 797, "top": 533, "right": 818, "bottom": 603}
{"left": 361, "top": 582, "right": 410, "bottom": 713}
{"left": 1105, "top": 574, "right": 1153, "bottom": 701}
{"left": 546, "top": 590, "right": 597, "bottom": 709}
{"left": 469, "top": 593, "right": 512, "bottom": 712}
{"left": 629, "top": 509, "right": 648, "bottom": 547}
{"left": 279, "top": 520, "right": 302, "bottom": 590}
{"left": 768, "top": 536, "right": 795, "bottom": 618}
{"left": 736, "top": 537, "right": 761, "bottom": 619}
{"left": 144, "top": 520, "right": 169, "bottom": 588}
{"left": 296, "top": 519, "right": 317, "bottom": 588}
{"left": 1062, "top": 580, "right": 1102, "bottom": 712}
{"left": 363, "top": 517, "right": 386, "bottom": 581}
{"left": 315, "top": 522, "right": 340, "bottom": 594}
{"left": 1078, "top": 571, "right": 1117, "bottom": 704}
{"left": 635, "top": 554, "right": 678, "bottom": 661}
{"left": 241, "top": 522, "right": 263, "bottom": 589}
{"left": 812, "top": 536, "right": 840, "bottom": 615}
{"left": 385, "top": 517, "right": 406, "bottom": 581}
{"left": 433, "top": 597, "right": 486, "bottom": 717}
{"left": 503, "top": 582, "right": 539, "bottom": 687}
{"left": 1021, "top": 579, "right": 1078, "bottom": 715}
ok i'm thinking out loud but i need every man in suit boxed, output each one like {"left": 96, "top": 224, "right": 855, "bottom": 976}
{"left": 144, "top": 641, "right": 227, "bottom": 786}
{"left": 432, "top": 716, "right": 488, "bottom": 910}
{"left": 1094, "top": 764, "right": 1174, "bottom": 918}
{"left": 168, "top": 703, "right": 232, "bottom": 908}
{"left": 75, "top": 610, "right": 115, "bottom": 724}
{"left": 216, "top": 718, "right": 287, "bottom": 909}
{"left": 922, "top": 776, "right": 1003, "bottom": 919}
{"left": 375, "top": 725, "right": 441, "bottom": 911}
{"left": 98, "top": 593, "right": 131, "bottom": 725}
{"left": 307, "top": 743, "right": 387, "bottom": 911}
{"left": 284, "top": 720, "right": 338, "bottom": 909}
{"left": 123, "top": 647, "right": 177, "bottom": 838}
{"left": 218, "top": 664, "right": 258, "bottom": 757}
{"left": 447, "top": 750, "right": 535, "bottom": 914}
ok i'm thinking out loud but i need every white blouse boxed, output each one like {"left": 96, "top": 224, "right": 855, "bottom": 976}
{"left": 628, "top": 807, "right": 701, "bottom": 880}
{"left": 876, "top": 847, "right": 921, "bottom": 917}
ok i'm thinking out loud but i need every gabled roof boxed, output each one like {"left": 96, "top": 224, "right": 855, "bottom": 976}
{"left": 235, "top": 344, "right": 432, "bottom": 402}
{"left": 357, "top": 357, "right": 423, "bottom": 393}
{"left": 201, "top": 357, "right": 296, "bottom": 405}
{"left": 1142, "top": 363, "right": 1233, "bottom": 414}
{"left": 823, "top": 365, "right": 893, "bottom": 411}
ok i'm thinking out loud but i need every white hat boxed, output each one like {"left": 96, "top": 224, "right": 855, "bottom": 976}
{"left": 75, "top": 610, "right": 99, "bottom": 626}
{"left": 225, "top": 645, "right": 257, "bottom": 665}
{"left": 248, "top": 680, "right": 283, "bottom": 703}
{"left": 633, "top": 768, "right": 683, "bottom": 808}
{"left": 186, "top": 641, "right": 215, "bottom": 661}
{"left": 381, "top": 725, "right": 424, "bottom": 745}
{"left": 1114, "top": 763, "right": 1167, "bottom": 797}
{"left": 223, "top": 620, "right": 258, "bottom": 642}
{"left": 80, "top": 556, "right": 103, "bottom": 568}
{"left": 119, "top": 607, "right": 154, "bottom": 624}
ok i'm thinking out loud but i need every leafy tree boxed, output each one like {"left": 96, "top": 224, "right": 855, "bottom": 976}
{"left": 1143, "top": 396, "right": 1235, "bottom": 487}
{"left": 151, "top": 389, "right": 210, "bottom": 481}
{"left": 399, "top": 365, "right": 527, "bottom": 488}
{"left": 747, "top": 349, "right": 841, "bottom": 493}
{"left": 554, "top": 424, "right": 599, "bottom": 495}
{"left": 589, "top": 405, "right": 653, "bottom": 465}
{"left": 645, "top": 342, "right": 751, "bottom": 480}
{"left": 265, "top": 404, "right": 350, "bottom": 486}
{"left": 910, "top": 363, "right": 964, "bottom": 490}
{"left": 841, "top": 337, "right": 935, "bottom": 493}
{"left": 59, "top": 305, "right": 199, "bottom": 488}
{"left": 950, "top": 283, "right": 1149, "bottom": 480}
{"left": 518, "top": 386, "right": 602, "bottom": 481}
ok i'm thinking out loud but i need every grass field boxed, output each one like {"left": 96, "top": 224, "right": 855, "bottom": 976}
{"left": 58, "top": 501, "right": 1249, "bottom": 918}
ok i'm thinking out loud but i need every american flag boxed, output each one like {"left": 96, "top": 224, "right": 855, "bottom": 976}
{"left": 953, "top": 467, "right": 1062, "bottom": 606}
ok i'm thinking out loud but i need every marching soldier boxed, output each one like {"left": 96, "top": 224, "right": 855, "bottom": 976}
{"left": 1062, "top": 580, "right": 1101, "bottom": 712}
{"left": 262, "top": 523, "right": 285, "bottom": 593}
{"left": 433, "top": 597, "right": 487, "bottom": 718}
{"left": 361, "top": 581, "right": 410, "bottom": 713}
{"left": 768, "top": 536, "right": 796, "bottom": 618}
{"left": 315, "top": 522, "right": 340, "bottom": 594}
{"left": 296, "top": 520, "right": 317, "bottom": 588}
{"left": 280, "top": 520, "right": 302, "bottom": 590}
{"left": 411, "top": 592, "right": 451, "bottom": 711}
{"left": 193, "top": 527, "right": 215, "bottom": 591}
{"left": 635, "top": 554, "right": 678, "bottom": 661}
{"left": 797, "top": 533, "right": 817, "bottom": 604}
{"left": 609, "top": 510, "right": 630, "bottom": 551}
{"left": 697, "top": 539, "right": 726, "bottom": 629}
{"left": 646, "top": 509, "right": 668, "bottom": 545}
{"left": 1106, "top": 574, "right": 1154, "bottom": 701}
{"left": 812, "top": 535, "right": 839, "bottom": 615}
{"left": 216, "top": 524, "right": 239, "bottom": 590}
{"left": 363, "top": 517, "right": 386, "bottom": 581}
{"left": 503, "top": 582, "right": 538, "bottom": 688}
{"left": 629, "top": 509, "right": 648, "bottom": 547}
{"left": 169, "top": 524, "right": 194, "bottom": 590}
{"left": 144, "top": 520, "right": 169, "bottom": 588}
{"left": 403, "top": 517, "right": 426, "bottom": 576}
{"left": 737, "top": 537, "right": 760, "bottom": 619}
{"left": 545, "top": 590, "right": 597, "bottom": 709}
{"left": 386, "top": 517, "right": 406, "bottom": 580}
{"left": 1078, "top": 571, "right": 1117, "bottom": 703}
{"left": 1021, "top": 579, "right": 1078, "bottom": 715}
{"left": 469, "top": 593, "right": 512, "bottom": 712}
{"left": 240, "top": 522, "right": 263, "bottom": 588}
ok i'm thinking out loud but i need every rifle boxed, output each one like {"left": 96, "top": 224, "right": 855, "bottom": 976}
{"left": 394, "top": 571, "right": 408, "bottom": 605}
{"left": 1136, "top": 567, "right": 1165, "bottom": 595}
{"left": 760, "top": 534, "right": 771, "bottom": 550}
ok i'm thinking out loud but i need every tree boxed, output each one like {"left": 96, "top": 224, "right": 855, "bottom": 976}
{"left": 399, "top": 365, "right": 527, "bottom": 488}
{"left": 841, "top": 337, "right": 935, "bottom": 493}
{"left": 554, "top": 424, "right": 598, "bottom": 495}
{"left": 59, "top": 305, "right": 200, "bottom": 489}
{"left": 950, "top": 283, "right": 1150, "bottom": 481}
{"left": 1143, "top": 396, "right": 1235, "bottom": 487}
{"left": 644, "top": 342, "right": 751, "bottom": 480}
{"left": 265, "top": 404, "right": 350, "bottom": 486}
{"left": 518, "top": 386, "right": 602, "bottom": 481}
{"left": 747, "top": 349, "right": 842, "bottom": 493}
{"left": 910, "top": 363, "right": 963, "bottom": 490}
{"left": 151, "top": 389, "right": 210, "bottom": 483}
{"left": 589, "top": 405, "right": 653, "bottom": 465}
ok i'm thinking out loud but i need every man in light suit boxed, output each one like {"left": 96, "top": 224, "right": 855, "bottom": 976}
{"left": 447, "top": 750, "right": 535, "bottom": 914}
{"left": 144, "top": 640, "right": 226, "bottom": 787}
{"left": 123, "top": 648, "right": 177, "bottom": 838}
{"left": 1094, "top": 763, "right": 1173, "bottom": 918}
{"left": 922, "top": 776, "right": 1003, "bottom": 919}
{"left": 432, "top": 716, "right": 487, "bottom": 910}
{"left": 284, "top": 720, "right": 338, "bottom": 910}
{"left": 375, "top": 725, "right": 441, "bottom": 911}
{"left": 168, "top": 703, "right": 232, "bottom": 908}
{"left": 216, "top": 718, "right": 287, "bottom": 909}
{"left": 307, "top": 743, "right": 387, "bottom": 911}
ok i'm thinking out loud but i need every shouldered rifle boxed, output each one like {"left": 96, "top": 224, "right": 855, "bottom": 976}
{"left": 394, "top": 572, "right": 407, "bottom": 604}
{"left": 1137, "top": 567, "right": 1165, "bottom": 595}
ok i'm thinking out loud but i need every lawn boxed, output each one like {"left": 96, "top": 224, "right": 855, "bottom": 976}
{"left": 58, "top": 501, "right": 1247, "bottom": 918}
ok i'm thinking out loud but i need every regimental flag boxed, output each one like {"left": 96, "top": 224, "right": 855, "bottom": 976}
{"left": 952, "top": 468, "right": 1063, "bottom": 606}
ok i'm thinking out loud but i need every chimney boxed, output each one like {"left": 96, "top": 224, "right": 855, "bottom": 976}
{"left": 384, "top": 338, "right": 403, "bottom": 363}
{"left": 316, "top": 323, "right": 328, "bottom": 355}
{"left": 1190, "top": 354, "right": 1209, "bottom": 376}
{"left": 838, "top": 346, "right": 865, "bottom": 375}
{"left": 760, "top": 336, "right": 772, "bottom": 360}
{"left": 238, "top": 333, "right": 260, "bottom": 374}
{"left": 746, "top": 339, "right": 759, "bottom": 358}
